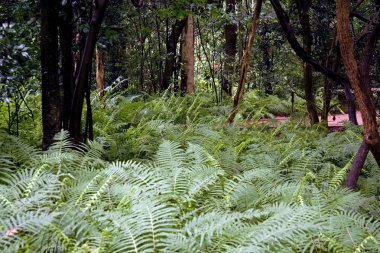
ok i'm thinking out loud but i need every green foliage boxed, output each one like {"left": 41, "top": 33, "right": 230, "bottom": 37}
{"left": 1, "top": 93, "right": 380, "bottom": 252}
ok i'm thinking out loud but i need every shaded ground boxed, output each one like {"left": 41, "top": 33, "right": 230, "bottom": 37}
{"left": 324, "top": 112, "right": 363, "bottom": 127}
{"left": 257, "top": 112, "right": 364, "bottom": 128}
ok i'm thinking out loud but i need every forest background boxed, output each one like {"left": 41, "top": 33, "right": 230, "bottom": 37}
{"left": 2, "top": 0, "right": 380, "bottom": 252}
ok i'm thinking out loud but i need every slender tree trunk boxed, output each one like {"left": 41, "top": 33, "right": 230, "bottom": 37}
{"left": 138, "top": 11, "right": 145, "bottom": 91}
{"left": 155, "top": 6, "right": 163, "bottom": 88}
{"left": 224, "top": 0, "right": 237, "bottom": 96}
{"left": 270, "top": 0, "right": 347, "bottom": 84}
{"left": 346, "top": 141, "right": 369, "bottom": 190}
{"left": 161, "top": 19, "right": 187, "bottom": 90}
{"left": 228, "top": 0, "right": 263, "bottom": 124}
{"left": 59, "top": 0, "right": 74, "bottom": 130}
{"left": 84, "top": 71, "right": 94, "bottom": 142}
{"left": 322, "top": 35, "right": 340, "bottom": 125}
{"left": 69, "top": 0, "right": 109, "bottom": 143}
{"left": 41, "top": 0, "right": 61, "bottom": 150}
{"left": 196, "top": 19, "right": 219, "bottom": 103}
{"left": 343, "top": 81, "right": 358, "bottom": 125}
{"left": 296, "top": 0, "right": 319, "bottom": 125}
{"left": 180, "top": 15, "right": 195, "bottom": 94}
{"left": 261, "top": 23, "right": 273, "bottom": 95}
{"left": 336, "top": 0, "right": 380, "bottom": 165}
{"left": 96, "top": 46, "right": 105, "bottom": 99}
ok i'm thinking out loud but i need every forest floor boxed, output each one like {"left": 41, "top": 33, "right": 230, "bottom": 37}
{"left": 257, "top": 112, "right": 364, "bottom": 129}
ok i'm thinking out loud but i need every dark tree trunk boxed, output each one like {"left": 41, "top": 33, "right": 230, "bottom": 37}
{"left": 270, "top": 0, "right": 361, "bottom": 126}
{"left": 346, "top": 141, "right": 369, "bottom": 190}
{"left": 321, "top": 38, "right": 337, "bottom": 125}
{"left": 161, "top": 18, "right": 187, "bottom": 90}
{"left": 59, "top": 0, "right": 74, "bottom": 130}
{"left": 41, "top": 0, "right": 61, "bottom": 150}
{"left": 270, "top": 0, "right": 347, "bottom": 84}
{"left": 343, "top": 81, "right": 358, "bottom": 125}
{"left": 261, "top": 23, "right": 273, "bottom": 95}
{"left": 296, "top": 0, "right": 319, "bottom": 125}
{"left": 69, "top": 0, "right": 109, "bottom": 143}
{"left": 84, "top": 71, "right": 94, "bottom": 142}
{"left": 223, "top": 0, "right": 237, "bottom": 96}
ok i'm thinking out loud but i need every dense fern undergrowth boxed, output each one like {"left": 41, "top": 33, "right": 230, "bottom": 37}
{"left": 1, "top": 92, "right": 380, "bottom": 252}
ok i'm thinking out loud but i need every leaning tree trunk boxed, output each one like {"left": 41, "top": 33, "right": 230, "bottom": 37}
{"left": 270, "top": 0, "right": 360, "bottom": 126}
{"left": 69, "top": 0, "right": 109, "bottom": 143}
{"left": 180, "top": 15, "right": 195, "bottom": 94}
{"left": 296, "top": 0, "right": 319, "bottom": 125}
{"left": 346, "top": 141, "right": 369, "bottom": 189}
{"left": 223, "top": 0, "right": 237, "bottom": 96}
{"left": 228, "top": 0, "right": 263, "bottom": 124}
{"left": 336, "top": 0, "right": 380, "bottom": 166}
{"left": 336, "top": 0, "right": 380, "bottom": 161}
{"left": 41, "top": 0, "right": 61, "bottom": 150}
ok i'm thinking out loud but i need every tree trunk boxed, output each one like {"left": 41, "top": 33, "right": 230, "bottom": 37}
{"left": 346, "top": 141, "right": 369, "bottom": 190}
{"left": 96, "top": 46, "right": 105, "bottom": 99}
{"left": 59, "top": 0, "right": 74, "bottom": 130}
{"left": 41, "top": 0, "right": 61, "bottom": 150}
{"left": 161, "top": 19, "right": 187, "bottom": 90}
{"left": 261, "top": 23, "right": 273, "bottom": 95}
{"left": 321, "top": 37, "right": 338, "bottom": 125}
{"left": 69, "top": 0, "right": 109, "bottom": 143}
{"left": 223, "top": 0, "right": 237, "bottom": 96}
{"left": 180, "top": 15, "right": 195, "bottom": 94}
{"left": 336, "top": 0, "right": 380, "bottom": 165}
{"left": 296, "top": 0, "right": 319, "bottom": 125}
{"left": 228, "top": 0, "right": 263, "bottom": 124}
{"left": 270, "top": 0, "right": 347, "bottom": 84}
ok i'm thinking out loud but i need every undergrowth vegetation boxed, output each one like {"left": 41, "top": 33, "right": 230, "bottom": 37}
{"left": 1, "top": 92, "right": 380, "bottom": 252}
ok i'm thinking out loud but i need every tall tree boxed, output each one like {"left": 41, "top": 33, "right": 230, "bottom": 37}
{"left": 69, "top": 0, "right": 109, "bottom": 142}
{"left": 260, "top": 22, "right": 273, "bottom": 95}
{"left": 295, "top": 0, "right": 319, "bottom": 125}
{"left": 336, "top": 0, "right": 380, "bottom": 188}
{"left": 59, "top": 0, "right": 74, "bottom": 130}
{"left": 40, "top": 0, "right": 61, "bottom": 149}
{"left": 162, "top": 19, "right": 187, "bottom": 90}
{"left": 270, "top": 0, "right": 358, "bottom": 125}
{"left": 224, "top": 0, "right": 237, "bottom": 96}
{"left": 228, "top": 0, "right": 263, "bottom": 124}
{"left": 180, "top": 15, "right": 195, "bottom": 94}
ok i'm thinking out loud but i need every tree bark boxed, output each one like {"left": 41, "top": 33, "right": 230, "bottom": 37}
{"left": 336, "top": 0, "right": 380, "bottom": 165}
{"left": 346, "top": 141, "right": 369, "bottom": 190}
{"left": 296, "top": 0, "right": 319, "bottom": 125}
{"left": 269, "top": 0, "right": 347, "bottom": 84}
{"left": 224, "top": 0, "right": 237, "bottom": 96}
{"left": 59, "top": 0, "right": 74, "bottom": 130}
{"left": 270, "top": 0, "right": 360, "bottom": 125}
{"left": 228, "top": 0, "right": 263, "bottom": 124}
{"left": 180, "top": 15, "right": 195, "bottom": 94}
{"left": 161, "top": 18, "right": 187, "bottom": 90}
{"left": 321, "top": 37, "right": 338, "bottom": 125}
{"left": 41, "top": 0, "right": 61, "bottom": 150}
{"left": 261, "top": 23, "right": 273, "bottom": 95}
{"left": 96, "top": 46, "right": 105, "bottom": 99}
{"left": 69, "top": 0, "right": 109, "bottom": 143}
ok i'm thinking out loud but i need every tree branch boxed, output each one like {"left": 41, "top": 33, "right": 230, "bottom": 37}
{"left": 269, "top": 0, "right": 347, "bottom": 84}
